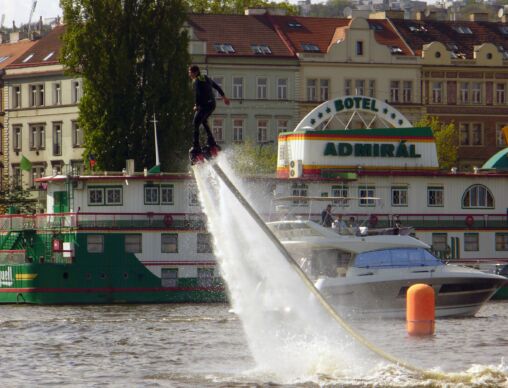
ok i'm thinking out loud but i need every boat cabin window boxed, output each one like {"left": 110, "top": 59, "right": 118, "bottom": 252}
{"left": 310, "top": 249, "right": 352, "bottom": 277}
{"left": 270, "top": 223, "right": 321, "bottom": 240}
{"left": 354, "top": 248, "right": 443, "bottom": 268}
{"left": 87, "top": 235, "right": 104, "bottom": 253}
{"left": 161, "top": 268, "right": 178, "bottom": 287}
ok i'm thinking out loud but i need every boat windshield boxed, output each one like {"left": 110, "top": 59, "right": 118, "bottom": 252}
{"left": 353, "top": 248, "right": 444, "bottom": 268}
{"left": 270, "top": 222, "right": 322, "bottom": 240}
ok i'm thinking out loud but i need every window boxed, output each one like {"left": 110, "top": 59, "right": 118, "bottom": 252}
{"left": 29, "top": 124, "right": 45, "bottom": 150}
{"left": 125, "top": 234, "right": 142, "bottom": 253}
{"left": 277, "top": 78, "right": 288, "bottom": 100}
{"left": 161, "top": 268, "right": 178, "bottom": 287}
{"left": 212, "top": 118, "right": 224, "bottom": 143}
{"left": 211, "top": 76, "right": 224, "bottom": 98}
{"left": 432, "top": 82, "right": 443, "bottom": 103}
{"left": 144, "top": 185, "right": 159, "bottom": 205}
{"left": 188, "top": 184, "right": 199, "bottom": 206}
{"left": 390, "top": 81, "right": 400, "bottom": 103}
{"left": 459, "top": 82, "right": 469, "bottom": 104}
{"left": 30, "top": 165, "right": 45, "bottom": 189}
{"left": 462, "top": 184, "right": 494, "bottom": 208}
{"left": 307, "top": 79, "right": 317, "bottom": 101}
{"left": 344, "top": 79, "right": 352, "bottom": 95}
{"left": 496, "top": 124, "right": 508, "bottom": 147}
{"left": 197, "top": 268, "right": 214, "bottom": 287}
{"left": 106, "top": 187, "right": 122, "bottom": 205}
{"left": 71, "top": 160, "right": 84, "bottom": 175}
{"left": 29, "top": 84, "right": 44, "bottom": 107}
{"left": 232, "top": 118, "right": 244, "bottom": 143}
{"left": 214, "top": 43, "right": 235, "bottom": 53}
{"left": 495, "top": 233, "right": 508, "bottom": 251}
{"left": 291, "top": 182, "right": 308, "bottom": 206}
{"left": 277, "top": 119, "right": 289, "bottom": 134}
{"left": 331, "top": 184, "right": 349, "bottom": 206}
{"left": 72, "top": 121, "right": 83, "bottom": 147}
{"left": 355, "top": 80, "right": 365, "bottom": 96}
{"left": 359, "top": 185, "right": 375, "bottom": 207}
{"left": 43, "top": 51, "right": 54, "bottom": 61}
{"left": 464, "top": 233, "right": 479, "bottom": 252}
{"left": 320, "top": 79, "right": 329, "bottom": 101}
{"left": 161, "top": 233, "right": 178, "bottom": 253}
{"left": 301, "top": 43, "right": 320, "bottom": 52}
{"left": 356, "top": 41, "right": 363, "bottom": 56}
{"left": 256, "top": 77, "right": 268, "bottom": 99}
{"left": 71, "top": 80, "right": 82, "bottom": 103}
{"left": 232, "top": 77, "right": 243, "bottom": 99}
{"left": 251, "top": 44, "right": 272, "bottom": 55}
{"left": 368, "top": 80, "right": 376, "bottom": 98}
{"left": 53, "top": 82, "right": 62, "bottom": 105}
{"left": 13, "top": 126, "right": 22, "bottom": 151}
{"left": 427, "top": 186, "right": 444, "bottom": 207}
{"left": 460, "top": 123, "right": 483, "bottom": 146}
{"left": 403, "top": 81, "right": 412, "bottom": 102}
{"left": 432, "top": 233, "right": 448, "bottom": 252}
{"left": 53, "top": 122, "right": 62, "bottom": 156}
{"left": 87, "top": 235, "right": 104, "bottom": 253}
{"left": 12, "top": 86, "right": 21, "bottom": 108}
{"left": 391, "top": 186, "right": 408, "bottom": 206}
{"left": 88, "top": 188, "right": 104, "bottom": 205}
{"left": 257, "top": 119, "right": 268, "bottom": 143}
{"left": 12, "top": 166, "right": 21, "bottom": 188}
{"left": 496, "top": 83, "right": 506, "bottom": 104}
{"left": 161, "top": 185, "right": 174, "bottom": 205}
{"left": 471, "top": 82, "right": 482, "bottom": 104}
{"left": 197, "top": 233, "right": 213, "bottom": 253}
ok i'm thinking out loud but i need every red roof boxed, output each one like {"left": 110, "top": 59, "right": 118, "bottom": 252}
{"left": 7, "top": 25, "right": 65, "bottom": 68}
{"left": 0, "top": 39, "right": 37, "bottom": 70}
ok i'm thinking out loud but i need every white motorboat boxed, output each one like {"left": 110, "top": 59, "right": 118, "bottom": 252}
{"left": 267, "top": 219, "right": 507, "bottom": 318}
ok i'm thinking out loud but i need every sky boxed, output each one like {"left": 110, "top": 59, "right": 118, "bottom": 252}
{"left": 0, "top": 0, "right": 63, "bottom": 28}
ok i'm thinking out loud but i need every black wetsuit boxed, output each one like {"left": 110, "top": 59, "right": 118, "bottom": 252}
{"left": 192, "top": 75, "right": 225, "bottom": 149}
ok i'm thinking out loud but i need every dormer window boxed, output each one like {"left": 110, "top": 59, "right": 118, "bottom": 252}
{"left": 0, "top": 55, "right": 10, "bottom": 63}
{"left": 288, "top": 22, "right": 302, "bottom": 28}
{"left": 446, "top": 43, "right": 459, "bottom": 51}
{"left": 22, "top": 53, "right": 34, "bottom": 63}
{"left": 301, "top": 43, "right": 320, "bottom": 52}
{"left": 499, "top": 26, "right": 508, "bottom": 35}
{"left": 43, "top": 51, "right": 55, "bottom": 61}
{"left": 390, "top": 46, "right": 403, "bottom": 54}
{"left": 370, "top": 23, "right": 383, "bottom": 31}
{"left": 409, "top": 25, "right": 427, "bottom": 33}
{"left": 453, "top": 26, "right": 473, "bottom": 34}
{"left": 214, "top": 43, "right": 235, "bottom": 54}
{"left": 251, "top": 44, "right": 272, "bottom": 55}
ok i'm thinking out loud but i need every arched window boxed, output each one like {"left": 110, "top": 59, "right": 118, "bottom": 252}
{"left": 462, "top": 184, "right": 494, "bottom": 208}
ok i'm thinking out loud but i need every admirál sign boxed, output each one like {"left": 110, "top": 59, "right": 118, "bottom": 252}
{"left": 324, "top": 140, "right": 421, "bottom": 158}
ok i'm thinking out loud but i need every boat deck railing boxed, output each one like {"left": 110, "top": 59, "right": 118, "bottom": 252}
{"left": 0, "top": 212, "right": 207, "bottom": 231}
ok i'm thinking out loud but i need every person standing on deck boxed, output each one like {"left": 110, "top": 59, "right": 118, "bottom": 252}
{"left": 321, "top": 204, "right": 334, "bottom": 227}
{"left": 188, "top": 65, "right": 230, "bottom": 157}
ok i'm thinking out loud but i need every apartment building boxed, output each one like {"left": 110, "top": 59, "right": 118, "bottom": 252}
{"left": 3, "top": 25, "right": 84, "bottom": 197}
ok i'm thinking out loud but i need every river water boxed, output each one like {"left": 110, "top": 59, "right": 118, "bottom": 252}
{"left": 0, "top": 302, "right": 507, "bottom": 387}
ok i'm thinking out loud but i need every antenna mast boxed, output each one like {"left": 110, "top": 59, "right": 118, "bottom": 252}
{"left": 27, "top": 0, "right": 37, "bottom": 35}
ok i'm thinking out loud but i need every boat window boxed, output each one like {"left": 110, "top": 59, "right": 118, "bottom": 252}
{"left": 353, "top": 248, "right": 443, "bottom": 268}
{"left": 311, "top": 249, "right": 352, "bottom": 277}
{"left": 270, "top": 223, "right": 321, "bottom": 240}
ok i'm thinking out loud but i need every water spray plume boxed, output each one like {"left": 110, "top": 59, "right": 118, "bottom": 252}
{"left": 192, "top": 154, "right": 472, "bottom": 385}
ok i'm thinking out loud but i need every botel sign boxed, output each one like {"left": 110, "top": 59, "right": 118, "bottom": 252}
{"left": 334, "top": 97, "right": 378, "bottom": 113}
{"left": 324, "top": 140, "right": 422, "bottom": 158}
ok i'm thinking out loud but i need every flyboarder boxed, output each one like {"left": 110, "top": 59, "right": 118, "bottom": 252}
{"left": 188, "top": 65, "right": 230, "bottom": 163}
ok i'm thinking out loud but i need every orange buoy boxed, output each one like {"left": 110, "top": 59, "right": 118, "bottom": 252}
{"left": 406, "top": 283, "right": 435, "bottom": 336}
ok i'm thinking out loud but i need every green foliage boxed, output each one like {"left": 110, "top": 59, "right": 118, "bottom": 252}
{"left": 306, "top": 0, "right": 351, "bottom": 17}
{"left": 0, "top": 183, "right": 38, "bottom": 214}
{"left": 414, "top": 116, "right": 458, "bottom": 170}
{"left": 61, "top": 0, "right": 193, "bottom": 172}
{"left": 227, "top": 141, "right": 277, "bottom": 175}
{"left": 185, "top": 0, "right": 297, "bottom": 14}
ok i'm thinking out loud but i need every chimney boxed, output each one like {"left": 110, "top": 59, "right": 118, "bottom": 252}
{"left": 469, "top": 12, "right": 489, "bottom": 22}
{"left": 9, "top": 32, "right": 20, "bottom": 43}
{"left": 126, "top": 159, "right": 135, "bottom": 176}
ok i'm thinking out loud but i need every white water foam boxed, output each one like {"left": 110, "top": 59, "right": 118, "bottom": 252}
{"left": 193, "top": 155, "right": 379, "bottom": 384}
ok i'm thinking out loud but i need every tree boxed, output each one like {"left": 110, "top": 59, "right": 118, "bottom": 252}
{"left": 61, "top": 0, "right": 193, "bottom": 172}
{"left": 414, "top": 116, "right": 458, "bottom": 170}
{"left": 185, "top": 0, "right": 297, "bottom": 14}
{"left": 0, "top": 182, "right": 38, "bottom": 214}
{"left": 227, "top": 141, "right": 277, "bottom": 175}
{"left": 307, "top": 0, "right": 351, "bottom": 17}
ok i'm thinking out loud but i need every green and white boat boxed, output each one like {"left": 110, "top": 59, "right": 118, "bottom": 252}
{"left": 0, "top": 167, "right": 226, "bottom": 304}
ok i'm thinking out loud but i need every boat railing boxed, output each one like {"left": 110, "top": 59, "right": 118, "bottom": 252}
{"left": 0, "top": 212, "right": 207, "bottom": 231}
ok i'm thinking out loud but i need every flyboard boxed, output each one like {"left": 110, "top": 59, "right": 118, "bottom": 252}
{"left": 192, "top": 157, "right": 470, "bottom": 384}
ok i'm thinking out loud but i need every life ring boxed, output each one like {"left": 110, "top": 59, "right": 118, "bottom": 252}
{"left": 465, "top": 215, "right": 474, "bottom": 227}
{"left": 369, "top": 214, "right": 378, "bottom": 226}
{"left": 163, "top": 214, "right": 173, "bottom": 227}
